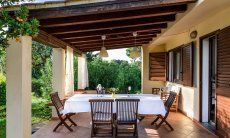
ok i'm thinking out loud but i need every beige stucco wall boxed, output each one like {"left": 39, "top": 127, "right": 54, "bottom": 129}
{"left": 142, "top": 5, "right": 230, "bottom": 121}
{"left": 141, "top": 44, "right": 166, "bottom": 93}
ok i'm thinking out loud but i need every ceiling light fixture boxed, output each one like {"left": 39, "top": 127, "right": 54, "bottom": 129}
{"left": 130, "top": 32, "right": 141, "bottom": 59}
{"left": 99, "top": 35, "right": 108, "bottom": 57}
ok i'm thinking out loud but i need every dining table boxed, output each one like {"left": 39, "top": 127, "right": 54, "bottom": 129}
{"left": 62, "top": 94, "right": 166, "bottom": 116}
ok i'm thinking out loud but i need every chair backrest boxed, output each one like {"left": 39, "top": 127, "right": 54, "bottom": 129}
{"left": 164, "top": 92, "right": 177, "bottom": 111}
{"left": 152, "top": 88, "right": 161, "bottom": 94}
{"left": 115, "top": 99, "right": 140, "bottom": 124}
{"left": 89, "top": 99, "right": 114, "bottom": 122}
{"left": 50, "top": 92, "right": 64, "bottom": 115}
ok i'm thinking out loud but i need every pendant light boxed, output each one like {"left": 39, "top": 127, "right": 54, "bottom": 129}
{"left": 99, "top": 35, "right": 108, "bottom": 57}
{"left": 130, "top": 32, "right": 141, "bottom": 59}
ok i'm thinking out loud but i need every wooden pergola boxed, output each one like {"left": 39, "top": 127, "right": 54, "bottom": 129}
{"left": 28, "top": 0, "right": 197, "bottom": 54}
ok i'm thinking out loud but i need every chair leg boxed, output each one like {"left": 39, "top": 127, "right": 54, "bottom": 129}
{"left": 53, "top": 121, "right": 63, "bottom": 132}
{"left": 164, "top": 120, "right": 174, "bottom": 131}
{"left": 67, "top": 115, "right": 77, "bottom": 126}
{"left": 62, "top": 121, "right": 73, "bottom": 132}
{"left": 91, "top": 124, "right": 95, "bottom": 137}
{"left": 111, "top": 124, "right": 114, "bottom": 137}
{"left": 134, "top": 124, "right": 138, "bottom": 137}
{"left": 151, "top": 115, "right": 160, "bottom": 125}
{"left": 115, "top": 125, "right": 118, "bottom": 137}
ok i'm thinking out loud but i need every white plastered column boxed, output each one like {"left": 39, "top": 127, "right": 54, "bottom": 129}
{"left": 6, "top": 36, "right": 32, "bottom": 138}
{"left": 52, "top": 48, "right": 66, "bottom": 117}
{"left": 78, "top": 54, "right": 89, "bottom": 89}
{"left": 65, "top": 46, "right": 74, "bottom": 96}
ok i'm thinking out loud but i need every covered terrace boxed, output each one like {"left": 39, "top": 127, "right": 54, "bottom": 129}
{"left": 4, "top": 0, "right": 230, "bottom": 138}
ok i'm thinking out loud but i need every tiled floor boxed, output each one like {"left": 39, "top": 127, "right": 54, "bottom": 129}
{"left": 32, "top": 112, "right": 218, "bottom": 138}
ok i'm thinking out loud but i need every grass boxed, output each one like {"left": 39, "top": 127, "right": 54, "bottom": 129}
{"left": 0, "top": 96, "right": 51, "bottom": 138}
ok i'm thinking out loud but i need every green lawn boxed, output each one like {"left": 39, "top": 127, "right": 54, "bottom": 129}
{"left": 0, "top": 96, "right": 51, "bottom": 138}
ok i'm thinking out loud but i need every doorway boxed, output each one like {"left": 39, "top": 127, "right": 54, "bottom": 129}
{"left": 200, "top": 34, "right": 217, "bottom": 129}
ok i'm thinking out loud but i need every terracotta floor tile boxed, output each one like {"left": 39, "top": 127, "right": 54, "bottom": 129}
{"left": 32, "top": 112, "right": 218, "bottom": 138}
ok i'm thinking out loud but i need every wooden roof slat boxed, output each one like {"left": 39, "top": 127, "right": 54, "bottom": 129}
{"left": 30, "top": 0, "right": 194, "bottom": 19}
{"left": 39, "top": 5, "right": 184, "bottom": 27}
{"left": 53, "top": 24, "right": 166, "bottom": 39}
{"left": 69, "top": 34, "right": 156, "bottom": 44}
{"left": 43, "top": 15, "right": 175, "bottom": 35}
{"left": 61, "top": 30, "right": 160, "bottom": 41}
{"left": 74, "top": 38, "right": 152, "bottom": 47}
{"left": 34, "top": 30, "right": 82, "bottom": 55}
{"left": 28, "top": 0, "right": 197, "bottom": 52}
{"left": 80, "top": 44, "right": 143, "bottom": 52}
{"left": 76, "top": 41, "right": 148, "bottom": 50}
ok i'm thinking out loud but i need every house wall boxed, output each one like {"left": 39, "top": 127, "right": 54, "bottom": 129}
{"left": 142, "top": 5, "right": 230, "bottom": 121}
{"left": 141, "top": 44, "right": 165, "bottom": 94}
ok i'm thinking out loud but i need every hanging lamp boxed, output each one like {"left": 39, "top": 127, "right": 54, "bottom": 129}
{"left": 130, "top": 32, "right": 141, "bottom": 59}
{"left": 99, "top": 35, "right": 108, "bottom": 57}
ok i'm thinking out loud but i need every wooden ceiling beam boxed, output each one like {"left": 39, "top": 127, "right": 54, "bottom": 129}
{"left": 72, "top": 37, "right": 154, "bottom": 46}
{"left": 39, "top": 5, "right": 183, "bottom": 28}
{"left": 69, "top": 34, "right": 156, "bottom": 44}
{"left": 53, "top": 24, "right": 165, "bottom": 39}
{"left": 81, "top": 45, "right": 143, "bottom": 52}
{"left": 62, "top": 30, "right": 160, "bottom": 41}
{"left": 44, "top": 15, "right": 175, "bottom": 35}
{"left": 30, "top": 0, "right": 194, "bottom": 20}
{"left": 34, "top": 30, "right": 82, "bottom": 55}
{"left": 77, "top": 41, "right": 149, "bottom": 50}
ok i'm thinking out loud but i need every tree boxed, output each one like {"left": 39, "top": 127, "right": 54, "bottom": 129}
{"left": 31, "top": 41, "right": 52, "bottom": 97}
{"left": 0, "top": 0, "right": 39, "bottom": 48}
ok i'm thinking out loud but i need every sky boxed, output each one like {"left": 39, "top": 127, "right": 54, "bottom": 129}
{"left": 94, "top": 48, "right": 132, "bottom": 62}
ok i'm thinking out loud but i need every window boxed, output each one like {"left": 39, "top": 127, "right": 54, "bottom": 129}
{"left": 168, "top": 42, "right": 194, "bottom": 86}
{"left": 173, "top": 49, "right": 182, "bottom": 82}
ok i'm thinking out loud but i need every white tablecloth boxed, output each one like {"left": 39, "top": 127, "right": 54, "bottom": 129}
{"left": 63, "top": 94, "right": 166, "bottom": 116}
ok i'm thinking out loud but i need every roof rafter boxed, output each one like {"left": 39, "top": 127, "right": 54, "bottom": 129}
{"left": 34, "top": 30, "right": 82, "bottom": 55}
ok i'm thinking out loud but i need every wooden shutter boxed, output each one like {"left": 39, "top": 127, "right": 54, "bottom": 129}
{"left": 217, "top": 27, "right": 230, "bottom": 90}
{"left": 216, "top": 26, "right": 230, "bottom": 137}
{"left": 182, "top": 42, "right": 193, "bottom": 86}
{"left": 166, "top": 52, "right": 169, "bottom": 81}
{"left": 149, "top": 52, "right": 166, "bottom": 81}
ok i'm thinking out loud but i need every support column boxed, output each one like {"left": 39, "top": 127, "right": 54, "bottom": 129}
{"left": 6, "top": 36, "right": 32, "bottom": 138}
{"left": 65, "top": 46, "right": 74, "bottom": 96}
{"left": 78, "top": 54, "right": 89, "bottom": 89}
{"left": 52, "top": 48, "right": 65, "bottom": 117}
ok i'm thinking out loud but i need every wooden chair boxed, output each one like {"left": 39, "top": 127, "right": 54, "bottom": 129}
{"left": 152, "top": 87, "right": 161, "bottom": 95}
{"left": 151, "top": 92, "right": 177, "bottom": 131}
{"left": 161, "top": 92, "right": 179, "bottom": 112}
{"left": 89, "top": 99, "right": 114, "bottom": 137}
{"left": 115, "top": 99, "right": 140, "bottom": 137}
{"left": 50, "top": 92, "right": 77, "bottom": 132}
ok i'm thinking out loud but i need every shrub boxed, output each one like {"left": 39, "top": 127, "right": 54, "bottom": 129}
{"left": 0, "top": 74, "right": 6, "bottom": 106}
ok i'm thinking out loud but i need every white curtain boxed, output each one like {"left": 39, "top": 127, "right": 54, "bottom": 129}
{"left": 78, "top": 54, "right": 89, "bottom": 89}
{"left": 65, "top": 46, "right": 74, "bottom": 96}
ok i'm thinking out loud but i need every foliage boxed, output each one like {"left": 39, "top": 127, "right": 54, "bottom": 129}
{"left": 107, "top": 87, "right": 119, "bottom": 94}
{"left": 32, "top": 41, "right": 52, "bottom": 98}
{"left": 0, "top": 1, "right": 39, "bottom": 48}
{"left": 31, "top": 95, "right": 51, "bottom": 125}
{"left": 0, "top": 74, "right": 6, "bottom": 106}
{"left": 74, "top": 56, "right": 78, "bottom": 90}
{"left": 87, "top": 56, "right": 141, "bottom": 93}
